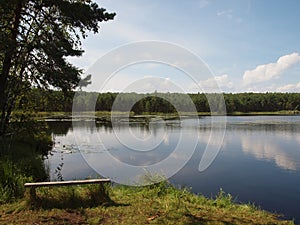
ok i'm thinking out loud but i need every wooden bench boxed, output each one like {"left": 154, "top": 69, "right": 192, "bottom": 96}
{"left": 24, "top": 178, "right": 111, "bottom": 200}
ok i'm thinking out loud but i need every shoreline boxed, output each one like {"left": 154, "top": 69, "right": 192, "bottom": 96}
{"left": 10, "top": 110, "right": 300, "bottom": 121}
{"left": 0, "top": 183, "right": 294, "bottom": 224}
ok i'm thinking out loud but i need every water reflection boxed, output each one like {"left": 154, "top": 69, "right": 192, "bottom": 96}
{"left": 241, "top": 135, "right": 298, "bottom": 171}
{"left": 46, "top": 116, "right": 300, "bottom": 178}
{"left": 46, "top": 119, "right": 199, "bottom": 182}
{"left": 46, "top": 116, "right": 300, "bottom": 221}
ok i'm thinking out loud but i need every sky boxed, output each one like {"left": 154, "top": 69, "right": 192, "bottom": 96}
{"left": 69, "top": 0, "right": 300, "bottom": 93}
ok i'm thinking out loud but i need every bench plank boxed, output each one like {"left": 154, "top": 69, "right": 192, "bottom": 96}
{"left": 24, "top": 178, "right": 111, "bottom": 188}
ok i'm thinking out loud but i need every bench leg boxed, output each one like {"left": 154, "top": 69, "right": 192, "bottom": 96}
{"left": 29, "top": 187, "right": 36, "bottom": 201}
{"left": 99, "top": 182, "right": 111, "bottom": 202}
{"left": 99, "top": 183, "right": 105, "bottom": 193}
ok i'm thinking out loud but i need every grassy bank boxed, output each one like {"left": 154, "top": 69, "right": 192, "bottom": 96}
{"left": 0, "top": 182, "right": 294, "bottom": 225}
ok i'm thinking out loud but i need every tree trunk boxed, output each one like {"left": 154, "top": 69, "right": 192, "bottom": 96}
{"left": 0, "top": 0, "right": 23, "bottom": 135}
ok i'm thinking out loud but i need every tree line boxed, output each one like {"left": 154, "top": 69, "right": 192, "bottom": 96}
{"left": 20, "top": 89, "right": 300, "bottom": 114}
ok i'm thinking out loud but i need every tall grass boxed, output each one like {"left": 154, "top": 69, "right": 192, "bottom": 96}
{"left": 0, "top": 160, "right": 30, "bottom": 203}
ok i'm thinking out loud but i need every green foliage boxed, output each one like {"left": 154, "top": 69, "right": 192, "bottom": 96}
{"left": 6, "top": 115, "right": 53, "bottom": 155}
{"left": 0, "top": 129, "right": 52, "bottom": 203}
{"left": 21, "top": 89, "right": 300, "bottom": 114}
{"left": 223, "top": 92, "right": 300, "bottom": 113}
{"left": 213, "top": 188, "right": 234, "bottom": 208}
{"left": 0, "top": 160, "right": 30, "bottom": 203}
{"left": 0, "top": 0, "right": 115, "bottom": 135}
{"left": 78, "top": 74, "right": 92, "bottom": 90}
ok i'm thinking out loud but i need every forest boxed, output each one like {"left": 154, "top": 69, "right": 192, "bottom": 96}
{"left": 19, "top": 89, "right": 300, "bottom": 114}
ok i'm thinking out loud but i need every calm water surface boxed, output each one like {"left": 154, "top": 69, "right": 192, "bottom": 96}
{"left": 45, "top": 116, "right": 300, "bottom": 221}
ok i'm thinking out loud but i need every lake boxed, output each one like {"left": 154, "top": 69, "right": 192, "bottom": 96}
{"left": 45, "top": 115, "right": 300, "bottom": 221}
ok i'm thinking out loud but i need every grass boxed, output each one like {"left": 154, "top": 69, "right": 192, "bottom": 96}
{"left": 0, "top": 181, "right": 294, "bottom": 225}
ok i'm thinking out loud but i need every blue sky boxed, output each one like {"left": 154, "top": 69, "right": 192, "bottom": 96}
{"left": 69, "top": 0, "right": 300, "bottom": 93}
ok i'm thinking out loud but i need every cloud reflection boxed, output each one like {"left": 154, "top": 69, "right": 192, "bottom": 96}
{"left": 241, "top": 136, "right": 298, "bottom": 171}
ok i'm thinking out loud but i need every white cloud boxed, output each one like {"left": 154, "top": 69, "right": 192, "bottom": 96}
{"left": 215, "top": 74, "right": 234, "bottom": 88}
{"left": 198, "top": 74, "right": 233, "bottom": 92}
{"left": 235, "top": 81, "right": 300, "bottom": 93}
{"left": 243, "top": 53, "right": 300, "bottom": 85}
{"left": 276, "top": 82, "right": 300, "bottom": 92}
